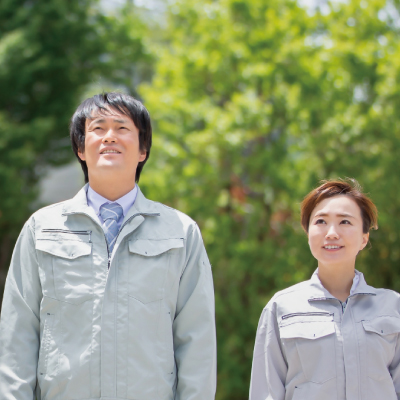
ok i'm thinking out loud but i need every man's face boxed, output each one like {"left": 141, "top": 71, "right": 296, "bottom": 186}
{"left": 78, "top": 108, "right": 146, "bottom": 181}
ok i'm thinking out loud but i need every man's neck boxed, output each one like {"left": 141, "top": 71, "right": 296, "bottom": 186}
{"left": 88, "top": 175, "right": 136, "bottom": 202}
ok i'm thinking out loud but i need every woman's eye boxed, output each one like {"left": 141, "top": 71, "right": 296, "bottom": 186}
{"left": 315, "top": 219, "right": 326, "bottom": 224}
{"left": 340, "top": 220, "right": 351, "bottom": 225}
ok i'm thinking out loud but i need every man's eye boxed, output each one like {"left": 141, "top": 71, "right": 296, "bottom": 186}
{"left": 315, "top": 219, "right": 326, "bottom": 224}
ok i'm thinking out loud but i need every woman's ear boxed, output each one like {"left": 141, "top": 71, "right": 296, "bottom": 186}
{"left": 360, "top": 232, "right": 369, "bottom": 251}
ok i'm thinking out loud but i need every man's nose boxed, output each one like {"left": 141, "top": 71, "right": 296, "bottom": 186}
{"left": 102, "top": 128, "right": 117, "bottom": 142}
{"left": 326, "top": 224, "right": 339, "bottom": 239}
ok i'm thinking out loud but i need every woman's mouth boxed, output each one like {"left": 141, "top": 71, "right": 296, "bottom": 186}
{"left": 323, "top": 245, "right": 343, "bottom": 251}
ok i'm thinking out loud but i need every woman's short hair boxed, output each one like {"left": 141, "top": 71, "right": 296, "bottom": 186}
{"left": 300, "top": 178, "right": 378, "bottom": 234}
{"left": 70, "top": 92, "right": 152, "bottom": 183}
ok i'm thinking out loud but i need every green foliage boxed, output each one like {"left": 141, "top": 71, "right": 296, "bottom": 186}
{"left": 138, "top": 0, "right": 400, "bottom": 398}
{"left": 0, "top": 0, "right": 150, "bottom": 289}
{"left": 3, "top": 0, "right": 400, "bottom": 398}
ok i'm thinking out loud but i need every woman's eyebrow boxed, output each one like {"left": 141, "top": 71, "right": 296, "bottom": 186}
{"left": 313, "top": 212, "right": 355, "bottom": 218}
{"left": 336, "top": 213, "right": 355, "bottom": 219}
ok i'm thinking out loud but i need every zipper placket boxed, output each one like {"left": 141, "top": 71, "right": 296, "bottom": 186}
{"left": 62, "top": 211, "right": 160, "bottom": 270}
{"left": 106, "top": 212, "right": 160, "bottom": 270}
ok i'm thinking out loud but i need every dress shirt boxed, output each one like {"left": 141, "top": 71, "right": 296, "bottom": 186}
{"left": 86, "top": 185, "right": 138, "bottom": 230}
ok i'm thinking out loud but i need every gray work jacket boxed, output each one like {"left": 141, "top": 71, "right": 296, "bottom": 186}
{"left": 0, "top": 185, "right": 216, "bottom": 400}
{"left": 250, "top": 270, "right": 400, "bottom": 400}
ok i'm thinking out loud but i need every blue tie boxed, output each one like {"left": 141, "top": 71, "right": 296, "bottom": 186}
{"left": 100, "top": 202, "right": 123, "bottom": 253}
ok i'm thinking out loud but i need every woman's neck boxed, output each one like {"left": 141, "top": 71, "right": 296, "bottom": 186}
{"left": 317, "top": 263, "right": 355, "bottom": 302}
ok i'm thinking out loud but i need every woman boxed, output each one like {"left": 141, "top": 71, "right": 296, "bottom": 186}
{"left": 249, "top": 179, "right": 400, "bottom": 400}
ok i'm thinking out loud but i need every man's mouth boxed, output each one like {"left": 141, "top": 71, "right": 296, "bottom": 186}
{"left": 100, "top": 150, "right": 121, "bottom": 154}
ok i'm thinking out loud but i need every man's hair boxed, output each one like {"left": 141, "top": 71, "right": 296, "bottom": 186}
{"left": 300, "top": 178, "right": 378, "bottom": 234}
{"left": 70, "top": 92, "right": 152, "bottom": 183}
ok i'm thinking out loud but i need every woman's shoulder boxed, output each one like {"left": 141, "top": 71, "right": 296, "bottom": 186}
{"left": 370, "top": 286, "right": 400, "bottom": 301}
{"left": 272, "top": 278, "right": 315, "bottom": 299}
{"left": 264, "top": 279, "right": 317, "bottom": 313}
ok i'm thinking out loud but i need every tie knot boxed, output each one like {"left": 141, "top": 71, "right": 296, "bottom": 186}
{"left": 100, "top": 202, "right": 123, "bottom": 223}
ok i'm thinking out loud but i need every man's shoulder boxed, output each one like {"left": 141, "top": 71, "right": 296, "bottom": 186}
{"left": 24, "top": 199, "right": 72, "bottom": 230}
{"left": 38, "top": 200, "right": 69, "bottom": 212}
{"left": 29, "top": 199, "right": 70, "bottom": 220}
{"left": 138, "top": 197, "right": 198, "bottom": 237}
{"left": 148, "top": 199, "right": 195, "bottom": 222}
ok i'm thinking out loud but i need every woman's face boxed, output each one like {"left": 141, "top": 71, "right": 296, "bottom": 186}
{"left": 308, "top": 195, "right": 369, "bottom": 270}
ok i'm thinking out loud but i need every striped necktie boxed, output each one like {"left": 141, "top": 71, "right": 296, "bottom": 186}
{"left": 99, "top": 202, "right": 123, "bottom": 253}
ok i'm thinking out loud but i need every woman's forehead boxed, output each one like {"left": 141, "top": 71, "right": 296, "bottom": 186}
{"left": 311, "top": 195, "right": 362, "bottom": 218}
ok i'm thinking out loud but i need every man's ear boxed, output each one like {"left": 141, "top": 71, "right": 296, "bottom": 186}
{"left": 139, "top": 150, "right": 147, "bottom": 162}
{"left": 78, "top": 150, "right": 86, "bottom": 161}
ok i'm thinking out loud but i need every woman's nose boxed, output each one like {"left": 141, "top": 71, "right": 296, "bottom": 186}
{"left": 326, "top": 225, "right": 339, "bottom": 239}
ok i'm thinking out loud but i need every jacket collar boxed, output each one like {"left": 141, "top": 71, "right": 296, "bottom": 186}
{"left": 62, "top": 183, "right": 160, "bottom": 218}
{"left": 308, "top": 268, "right": 376, "bottom": 302}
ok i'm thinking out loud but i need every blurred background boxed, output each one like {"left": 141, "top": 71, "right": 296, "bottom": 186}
{"left": 1, "top": 0, "right": 400, "bottom": 398}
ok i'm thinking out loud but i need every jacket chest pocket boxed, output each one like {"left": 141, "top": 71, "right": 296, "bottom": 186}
{"left": 279, "top": 312, "right": 336, "bottom": 384}
{"left": 362, "top": 316, "right": 400, "bottom": 380}
{"left": 128, "top": 238, "right": 184, "bottom": 304}
{"left": 36, "top": 231, "right": 93, "bottom": 305}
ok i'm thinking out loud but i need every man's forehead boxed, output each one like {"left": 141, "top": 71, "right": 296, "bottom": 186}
{"left": 86, "top": 107, "right": 132, "bottom": 123}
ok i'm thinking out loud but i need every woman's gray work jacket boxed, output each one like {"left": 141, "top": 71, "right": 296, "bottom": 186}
{"left": 0, "top": 185, "right": 216, "bottom": 400}
{"left": 249, "top": 270, "right": 400, "bottom": 400}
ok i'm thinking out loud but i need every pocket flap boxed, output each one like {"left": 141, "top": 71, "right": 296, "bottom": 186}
{"left": 129, "top": 238, "right": 184, "bottom": 257}
{"left": 280, "top": 321, "right": 335, "bottom": 340}
{"left": 362, "top": 316, "right": 400, "bottom": 336}
{"left": 36, "top": 239, "right": 92, "bottom": 259}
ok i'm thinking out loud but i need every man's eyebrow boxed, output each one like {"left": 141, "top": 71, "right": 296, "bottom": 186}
{"left": 90, "top": 118, "right": 107, "bottom": 124}
{"left": 313, "top": 212, "right": 355, "bottom": 218}
{"left": 88, "top": 118, "right": 129, "bottom": 124}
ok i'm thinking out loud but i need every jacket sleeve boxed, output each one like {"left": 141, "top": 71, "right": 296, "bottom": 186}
{"left": 389, "top": 333, "right": 400, "bottom": 399}
{"left": 249, "top": 307, "right": 287, "bottom": 400}
{"left": 0, "top": 219, "right": 42, "bottom": 399}
{"left": 173, "top": 223, "right": 216, "bottom": 400}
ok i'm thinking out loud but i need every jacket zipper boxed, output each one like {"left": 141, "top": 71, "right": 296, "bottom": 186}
{"left": 41, "top": 229, "right": 92, "bottom": 242}
{"left": 106, "top": 212, "right": 159, "bottom": 270}
{"left": 60, "top": 211, "right": 160, "bottom": 270}
{"left": 282, "top": 311, "right": 333, "bottom": 320}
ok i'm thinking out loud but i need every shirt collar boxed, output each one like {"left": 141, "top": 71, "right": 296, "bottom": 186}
{"left": 309, "top": 268, "right": 376, "bottom": 301}
{"left": 86, "top": 185, "right": 138, "bottom": 218}
{"left": 62, "top": 184, "right": 160, "bottom": 217}
{"left": 313, "top": 268, "right": 361, "bottom": 295}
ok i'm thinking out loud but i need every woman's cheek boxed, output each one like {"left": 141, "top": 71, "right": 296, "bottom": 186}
{"left": 308, "top": 232, "right": 321, "bottom": 259}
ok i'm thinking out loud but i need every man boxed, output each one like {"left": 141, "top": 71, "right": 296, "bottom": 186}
{"left": 0, "top": 92, "right": 216, "bottom": 400}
